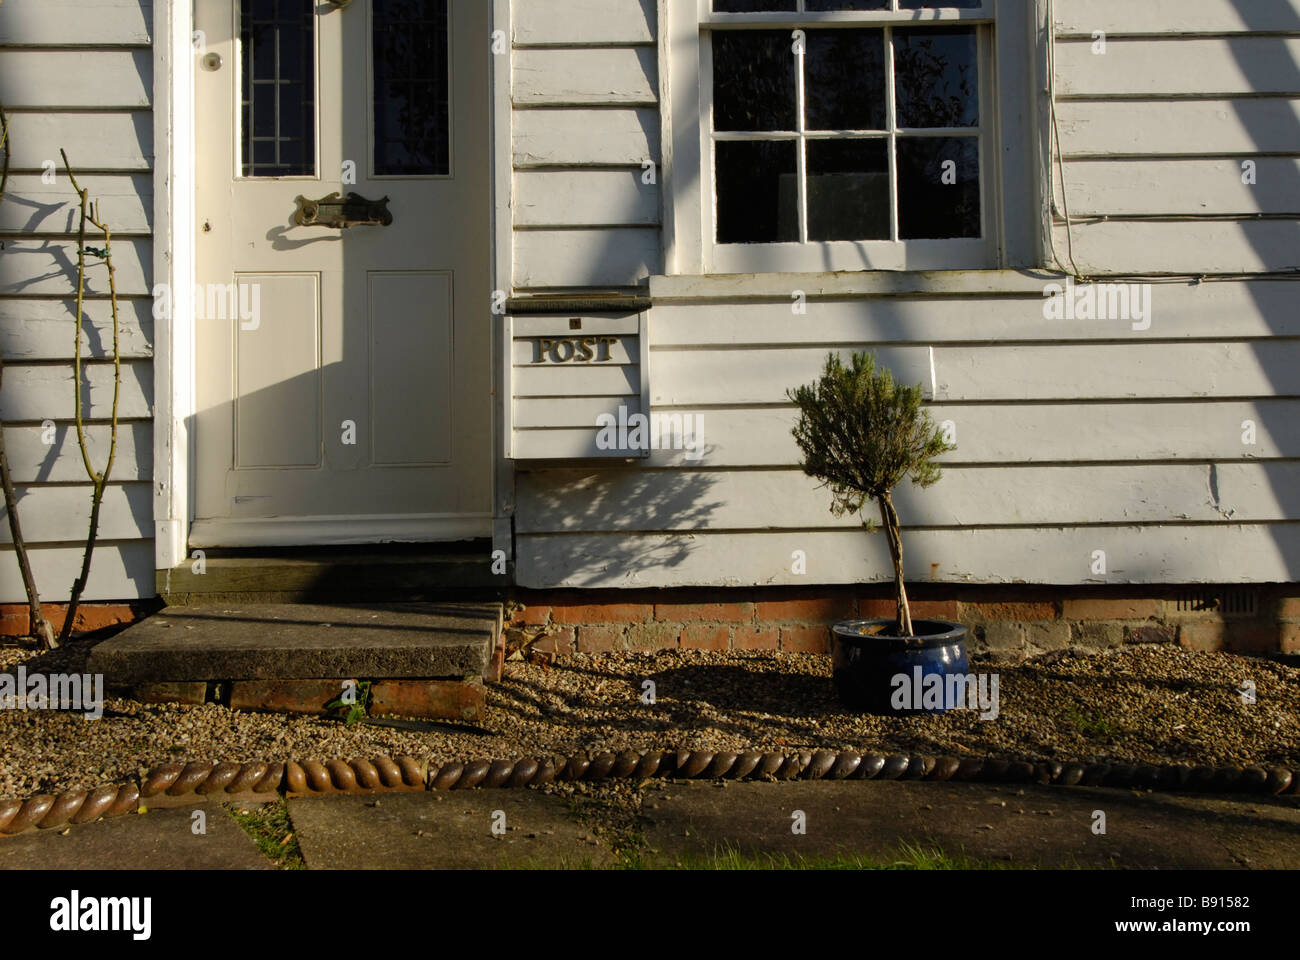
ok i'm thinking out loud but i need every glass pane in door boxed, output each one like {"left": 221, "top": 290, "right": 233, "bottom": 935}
{"left": 240, "top": 0, "right": 316, "bottom": 177}
{"left": 373, "top": 0, "right": 450, "bottom": 176}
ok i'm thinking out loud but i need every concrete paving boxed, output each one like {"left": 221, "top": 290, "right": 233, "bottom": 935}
{"left": 638, "top": 781, "right": 1300, "bottom": 869}
{"left": 287, "top": 790, "right": 615, "bottom": 869}
{"left": 0, "top": 803, "right": 270, "bottom": 870}
{"left": 86, "top": 602, "right": 499, "bottom": 682}
{"left": 3, "top": 781, "right": 1297, "bottom": 869}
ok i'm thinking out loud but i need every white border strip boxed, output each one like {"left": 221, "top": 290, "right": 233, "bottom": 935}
{"left": 153, "top": 0, "right": 196, "bottom": 573}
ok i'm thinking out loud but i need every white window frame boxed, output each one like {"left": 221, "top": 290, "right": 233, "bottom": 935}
{"left": 662, "top": 0, "right": 1044, "bottom": 276}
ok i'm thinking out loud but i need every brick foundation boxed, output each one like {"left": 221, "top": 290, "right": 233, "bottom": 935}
{"left": 128, "top": 677, "right": 487, "bottom": 720}
{"left": 0, "top": 601, "right": 154, "bottom": 639}
{"left": 510, "top": 585, "right": 1300, "bottom": 658}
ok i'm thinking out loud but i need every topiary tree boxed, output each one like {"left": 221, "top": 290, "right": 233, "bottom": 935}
{"left": 788, "top": 351, "right": 954, "bottom": 637}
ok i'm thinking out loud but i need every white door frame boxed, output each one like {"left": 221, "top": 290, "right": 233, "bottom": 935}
{"left": 151, "top": 0, "right": 515, "bottom": 572}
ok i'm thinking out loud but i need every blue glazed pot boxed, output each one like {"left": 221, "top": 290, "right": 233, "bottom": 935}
{"left": 831, "top": 618, "right": 970, "bottom": 715}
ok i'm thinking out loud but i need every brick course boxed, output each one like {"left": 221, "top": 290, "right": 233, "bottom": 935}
{"left": 552, "top": 603, "right": 652, "bottom": 625}
{"left": 733, "top": 624, "right": 779, "bottom": 650}
{"left": 680, "top": 624, "right": 731, "bottom": 650}
{"left": 654, "top": 601, "right": 754, "bottom": 623}
{"left": 370, "top": 679, "right": 485, "bottom": 721}
{"left": 575, "top": 624, "right": 626, "bottom": 652}
{"left": 780, "top": 624, "right": 831, "bottom": 654}
{"left": 0, "top": 602, "right": 143, "bottom": 637}
{"left": 1062, "top": 598, "right": 1159, "bottom": 621}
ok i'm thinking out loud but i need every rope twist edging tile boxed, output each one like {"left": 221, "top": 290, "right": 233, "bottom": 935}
{"left": 0, "top": 751, "right": 1294, "bottom": 836}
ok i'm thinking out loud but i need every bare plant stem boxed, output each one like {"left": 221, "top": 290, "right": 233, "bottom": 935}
{"left": 0, "top": 103, "right": 57, "bottom": 649}
{"left": 878, "top": 492, "right": 913, "bottom": 637}
{"left": 58, "top": 151, "right": 121, "bottom": 646}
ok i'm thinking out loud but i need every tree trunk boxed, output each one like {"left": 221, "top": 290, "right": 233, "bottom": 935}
{"left": 878, "top": 492, "right": 913, "bottom": 637}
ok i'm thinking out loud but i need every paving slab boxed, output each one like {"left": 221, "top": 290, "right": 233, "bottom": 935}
{"left": 0, "top": 804, "right": 271, "bottom": 870}
{"left": 288, "top": 791, "right": 614, "bottom": 869}
{"left": 87, "top": 603, "right": 498, "bottom": 682}
{"left": 639, "top": 781, "right": 1300, "bottom": 869}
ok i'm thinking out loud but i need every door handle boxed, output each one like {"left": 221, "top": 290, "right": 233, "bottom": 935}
{"left": 293, "top": 192, "right": 393, "bottom": 229}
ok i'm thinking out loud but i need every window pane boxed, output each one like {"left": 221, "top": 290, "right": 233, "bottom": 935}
{"left": 716, "top": 140, "right": 799, "bottom": 243}
{"left": 373, "top": 0, "right": 449, "bottom": 175}
{"left": 897, "top": 136, "right": 979, "bottom": 239}
{"left": 807, "top": 139, "right": 890, "bottom": 241}
{"left": 240, "top": 0, "right": 316, "bottom": 177}
{"left": 713, "top": 0, "right": 795, "bottom": 10}
{"left": 712, "top": 31, "right": 797, "bottom": 132}
{"left": 805, "top": 0, "right": 889, "bottom": 9}
{"left": 893, "top": 26, "right": 978, "bottom": 128}
{"left": 900, "top": 0, "right": 983, "bottom": 8}
{"left": 805, "top": 29, "right": 886, "bottom": 131}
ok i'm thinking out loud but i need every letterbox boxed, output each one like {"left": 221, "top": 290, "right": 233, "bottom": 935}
{"left": 506, "top": 309, "right": 650, "bottom": 460}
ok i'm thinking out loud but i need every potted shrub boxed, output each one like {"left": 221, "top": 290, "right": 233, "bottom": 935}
{"left": 788, "top": 351, "right": 965, "bottom": 714}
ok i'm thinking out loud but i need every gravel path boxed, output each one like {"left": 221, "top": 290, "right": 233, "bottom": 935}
{"left": 1, "top": 641, "right": 1296, "bottom": 801}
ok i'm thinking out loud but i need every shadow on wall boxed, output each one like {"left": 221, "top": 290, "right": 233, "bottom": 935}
{"left": 1228, "top": 0, "right": 1300, "bottom": 602}
{"left": 513, "top": 465, "right": 724, "bottom": 588}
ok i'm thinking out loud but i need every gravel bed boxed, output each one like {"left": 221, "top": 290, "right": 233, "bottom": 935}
{"left": 1, "top": 640, "right": 1296, "bottom": 801}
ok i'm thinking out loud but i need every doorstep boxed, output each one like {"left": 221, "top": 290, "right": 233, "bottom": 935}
{"left": 85, "top": 602, "right": 504, "bottom": 721}
{"left": 157, "top": 543, "right": 509, "bottom": 604}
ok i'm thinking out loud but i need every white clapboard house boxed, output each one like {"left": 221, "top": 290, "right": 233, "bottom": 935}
{"left": 1, "top": 0, "right": 1298, "bottom": 650}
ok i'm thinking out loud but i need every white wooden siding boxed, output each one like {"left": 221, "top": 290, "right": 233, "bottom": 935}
{"left": 4, "top": 424, "right": 152, "bottom": 483}
{"left": 0, "top": 300, "right": 154, "bottom": 361}
{"left": 0, "top": 174, "right": 153, "bottom": 234}
{"left": 510, "top": 2, "right": 661, "bottom": 291}
{"left": 1054, "top": 38, "right": 1300, "bottom": 98}
{"left": 0, "top": 0, "right": 151, "bottom": 46}
{"left": 518, "top": 526, "right": 1300, "bottom": 589}
{"left": 512, "top": 48, "right": 658, "bottom": 106}
{"left": 0, "top": 240, "right": 152, "bottom": 297}
{"left": 1061, "top": 160, "right": 1300, "bottom": 217}
{"left": 1, "top": 112, "right": 152, "bottom": 171}
{"left": 515, "top": 170, "right": 660, "bottom": 226}
{"left": 0, "top": 0, "right": 155, "bottom": 602}
{"left": 514, "top": 228, "right": 660, "bottom": 289}
{"left": 518, "top": 283, "right": 1300, "bottom": 586}
{"left": 512, "top": 0, "right": 1300, "bottom": 588}
{"left": 0, "top": 50, "right": 152, "bottom": 108}
{"left": 1054, "top": 0, "right": 1300, "bottom": 37}
{"left": 514, "top": 0, "right": 654, "bottom": 45}
{"left": 611, "top": 401, "right": 1300, "bottom": 468}
{"left": 518, "top": 463, "right": 1300, "bottom": 530}
{"left": 513, "top": 108, "right": 659, "bottom": 166}
{"left": 1049, "top": 6, "right": 1300, "bottom": 276}
{"left": 1048, "top": 221, "right": 1299, "bottom": 276}
{"left": 1056, "top": 100, "right": 1300, "bottom": 158}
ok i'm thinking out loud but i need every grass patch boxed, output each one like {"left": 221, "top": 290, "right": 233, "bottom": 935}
{"left": 499, "top": 840, "right": 1052, "bottom": 871}
{"left": 223, "top": 799, "right": 306, "bottom": 870}
{"left": 649, "top": 839, "right": 1017, "bottom": 871}
{"left": 1064, "top": 709, "right": 1124, "bottom": 740}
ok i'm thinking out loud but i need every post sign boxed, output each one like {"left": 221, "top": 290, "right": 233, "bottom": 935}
{"left": 506, "top": 310, "right": 650, "bottom": 460}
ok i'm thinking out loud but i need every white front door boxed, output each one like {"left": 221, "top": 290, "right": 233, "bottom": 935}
{"left": 192, "top": 0, "right": 492, "bottom": 547}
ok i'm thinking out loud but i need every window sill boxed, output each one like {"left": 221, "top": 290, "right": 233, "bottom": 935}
{"left": 648, "top": 267, "right": 1062, "bottom": 302}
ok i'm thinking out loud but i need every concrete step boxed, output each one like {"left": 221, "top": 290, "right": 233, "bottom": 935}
{"left": 158, "top": 544, "right": 508, "bottom": 603}
{"left": 87, "top": 602, "right": 502, "bottom": 685}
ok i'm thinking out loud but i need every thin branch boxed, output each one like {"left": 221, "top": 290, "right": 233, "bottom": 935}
{"left": 58, "top": 151, "right": 121, "bottom": 645}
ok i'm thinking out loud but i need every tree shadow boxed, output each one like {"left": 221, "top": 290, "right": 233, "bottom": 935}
{"left": 1225, "top": 2, "right": 1300, "bottom": 609}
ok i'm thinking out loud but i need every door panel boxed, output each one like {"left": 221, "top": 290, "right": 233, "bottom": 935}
{"left": 193, "top": 0, "right": 492, "bottom": 546}
{"left": 233, "top": 272, "right": 321, "bottom": 469}
{"left": 368, "top": 271, "right": 453, "bottom": 465}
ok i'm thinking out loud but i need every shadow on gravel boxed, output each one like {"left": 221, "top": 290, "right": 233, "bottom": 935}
{"left": 645, "top": 664, "right": 835, "bottom": 718}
